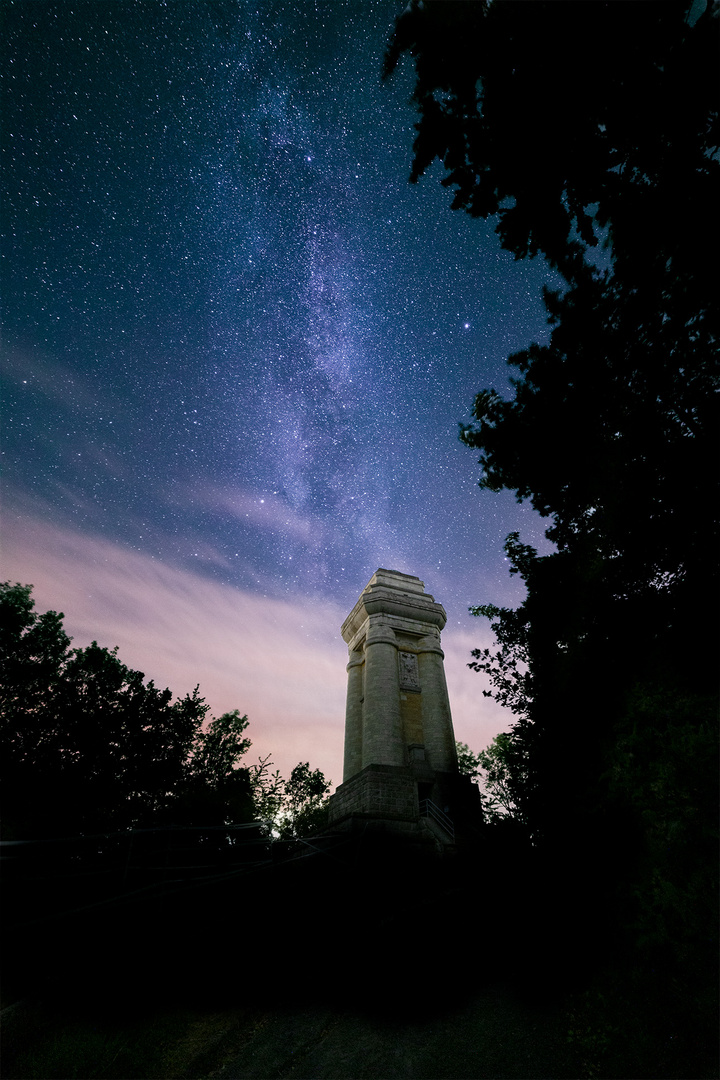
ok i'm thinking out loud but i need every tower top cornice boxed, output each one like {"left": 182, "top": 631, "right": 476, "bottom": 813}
{"left": 341, "top": 567, "right": 447, "bottom": 645}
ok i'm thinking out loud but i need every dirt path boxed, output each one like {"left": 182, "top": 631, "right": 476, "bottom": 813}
{"left": 166, "top": 987, "right": 576, "bottom": 1080}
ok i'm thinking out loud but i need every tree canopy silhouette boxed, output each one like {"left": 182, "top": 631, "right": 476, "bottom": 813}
{"left": 385, "top": 2, "right": 718, "bottom": 595}
{"left": 0, "top": 582, "right": 332, "bottom": 841}
{"left": 385, "top": 0, "right": 719, "bottom": 1002}
{"left": 0, "top": 582, "right": 214, "bottom": 837}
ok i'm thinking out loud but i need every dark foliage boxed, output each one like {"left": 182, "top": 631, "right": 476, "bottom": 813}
{"left": 387, "top": 0, "right": 719, "bottom": 1067}
{"left": 385, "top": 1, "right": 718, "bottom": 282}
{"left": 174, "top": 708, "right": 255, "bottom": 826}
{"left": 0, "top": 582, "right": 217, "bottom": 838}
{"left": 279, "top": 760, "right": 331, "bottom": 839}
{"left": 0, "top": 583, "right": 330, "bottom": 842}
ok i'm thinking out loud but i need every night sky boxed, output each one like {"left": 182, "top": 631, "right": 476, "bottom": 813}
{"left": 1, "top": 0, "right": 559, "bottom": 785}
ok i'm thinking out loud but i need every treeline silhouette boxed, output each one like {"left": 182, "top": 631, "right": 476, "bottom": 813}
{"left": 384, "top": 2, "right": 718, "bottom": 1075}
{"left": 0, "top": 581, "right": 340, "bottom": 1011}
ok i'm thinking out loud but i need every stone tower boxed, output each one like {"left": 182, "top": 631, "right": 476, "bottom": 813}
{"left": 327, "top": 569, "right": 481, "bottom": 845}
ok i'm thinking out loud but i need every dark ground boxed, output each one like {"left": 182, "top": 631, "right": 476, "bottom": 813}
{"left": 2, "top": 988, "right": 578, "bottom": 1079}
{"left": 2, "top": 832, "right": 717, "bottom": 1079}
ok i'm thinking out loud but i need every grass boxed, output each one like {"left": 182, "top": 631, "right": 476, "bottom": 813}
{"left": 2, "top": 1002, "right": 203, "bottom": 1079}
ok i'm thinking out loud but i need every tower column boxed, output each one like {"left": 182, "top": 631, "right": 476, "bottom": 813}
{"left": 342, "top": 650, "right": 364, "bottom": 781}
{"left": 362, "top": 623, "right": 403, "bottom": 768}
{"left": 417, "top": 635, "right": 457, "bottom": 772}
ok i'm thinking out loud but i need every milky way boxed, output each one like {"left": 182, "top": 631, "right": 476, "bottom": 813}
{"left": 1, "top": 1, "right": 561, "bottom": 778}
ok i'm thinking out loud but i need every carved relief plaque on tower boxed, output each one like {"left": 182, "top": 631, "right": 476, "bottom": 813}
{"left": 398, "top": 650, "right": 420, "bottom": 692}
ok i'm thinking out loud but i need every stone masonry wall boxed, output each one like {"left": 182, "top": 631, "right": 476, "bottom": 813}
{"left": 328, "top": 764, "right": 417, "bottom": 825}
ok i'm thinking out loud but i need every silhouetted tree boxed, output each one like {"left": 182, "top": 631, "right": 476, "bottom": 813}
{"left": 455, "top": 740, "right": 483, "bottom": 782}
{"left": 0, "top": 583, "right": 259, "bottom": 837}
{"left": 384, "top": 1, "right": 717, "bottom": 283}
{"left": 457, "top": 737, "right": 525, "bottom": 823}
{"left": 247, "top": 752, "right": 285, "bottom": 830}
{"left": 0, "top": 582, "right": 334, "bottom": 848}
{"left": 0, "top": 583, "right": 208, "bottom": 837}
{"left": 278, "top": 761, "right": 331, "bottom": 839}
{"left": 244, "top": 756, "right": 332, "bottom": 839}
{"left": 173, "top": 708, "right": 255, "bottom": 826}
{"left": 386, "top": 0, "right": 719, "bottom": 1020}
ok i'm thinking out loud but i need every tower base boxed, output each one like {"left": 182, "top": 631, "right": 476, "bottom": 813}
{"left": 328, "top": 763, "right": 482, "bottom": 848}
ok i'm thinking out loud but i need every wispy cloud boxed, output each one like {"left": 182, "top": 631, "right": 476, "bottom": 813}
{"left": 182, "top": 480, "right": 323, "bottom": 544}
{"left": 2, "top": 511, "right": 511, "bottom": 789}
{"left": 1, "top": 341, "right": 116, "bottom": 414}
{"left": 2, "top": 510, "right": 348, "bottom": 784}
